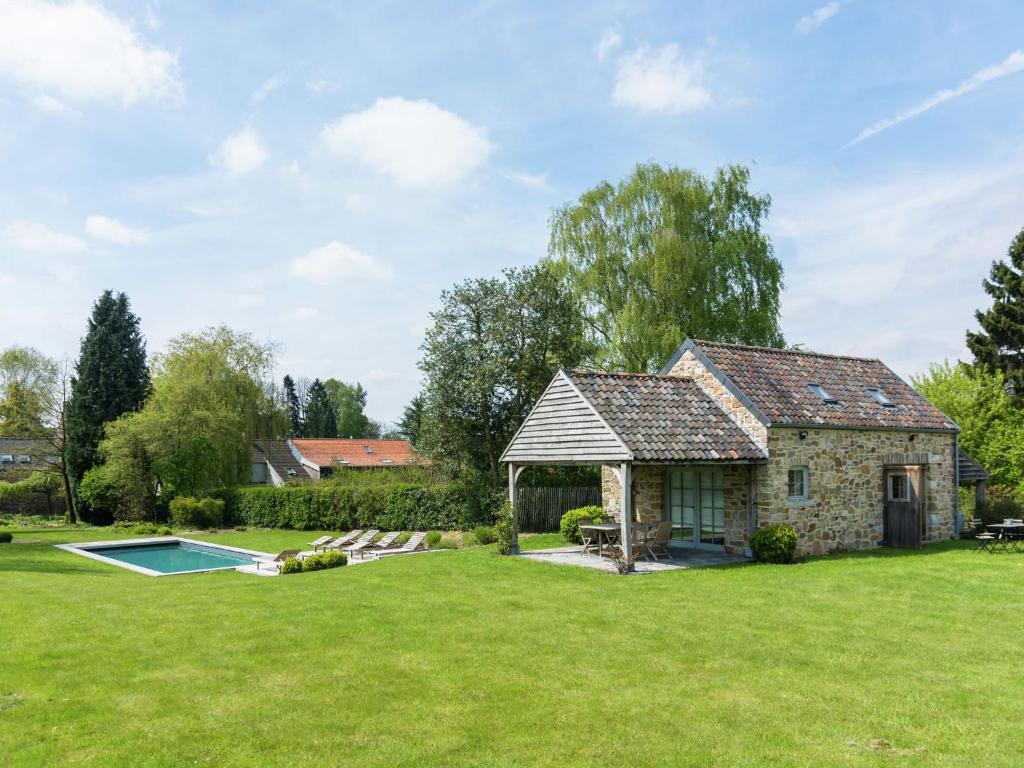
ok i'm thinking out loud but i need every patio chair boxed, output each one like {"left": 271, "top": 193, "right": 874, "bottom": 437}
{"left": 254, "top": 549, "right": 302, "bottom": 572}
{"left": 348, "top": 531, "right": 402, "bottom": 560}
{"left": 975, "top": 532, "right": 999, "bottom": 553}
{"left": 580, "top": 525, "right": 598, "bottom": 556}
{"left": 374, "top": 531, "right": 428, "bottom": 558}
{"left": 649, "top": 521, "right": 674, "bottom": 560}
{"left": 339, "top": 530, "right": 380, "bottom": 556}
{"left": 324, "top": 530, "right": 364, "bottom": 550}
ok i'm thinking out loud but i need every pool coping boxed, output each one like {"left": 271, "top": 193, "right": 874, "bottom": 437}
{"left": 55, "top": 536, "right": 274, "bottom": 577}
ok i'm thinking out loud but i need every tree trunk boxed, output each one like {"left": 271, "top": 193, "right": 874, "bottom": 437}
{"left": 61, "top": 467, "right": 77, "bottom": 524}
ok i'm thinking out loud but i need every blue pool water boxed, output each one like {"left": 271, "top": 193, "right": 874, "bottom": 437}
{"left": 87, "top": 541, "right": 256, "bottom": 574}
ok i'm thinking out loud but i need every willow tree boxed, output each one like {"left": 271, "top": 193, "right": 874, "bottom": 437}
{"left": 548, "top": 162, "right": 784, "bottom": 373}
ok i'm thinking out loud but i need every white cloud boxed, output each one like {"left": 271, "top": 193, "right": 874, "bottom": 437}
{"left": 31, "top": 93, "right": 78, "bottom": 116}
{"left": 232, "top": 292, "right": 267, "bottom": 308}
{"left": 306, "top": 77, "right": 334, "bottom": 94}
{"left": 849, "top": 50, "right": 1024, "bottom": 146}
{"left": 500, "top": 169, "right": 548, "bottom": 190}
{"left": 251, "top": 72, "right": 286, "bottom": 104}
{"left": 211, "top": 128, "right": 267, "bottom": 175}
{"left": 281, "top": 306, "right": 318, "bottom": 321}
{"left": 321, "top": 97, "right": 492, "bottom": 187}
{"left": 4, "top": 220, "right": 85, "bottom": 252}
{"left": 795, "top": 2, "right": 840, "bottom": 34}
{"left": 84, "top": 214, "right": 148, "bottom": 245}
{"left": 288, "top": 241, "right": 394, "bottom": 285}
{"left": 0, "top": 0, "right": 182, "bottom": 106}
{"left": 771, "top": 156, "right": 1024, "bottom": 377}
{"left": 612, "top": 44, "right": 711, "bottom": 113}
{"left": 596, "top": 27, "right": 622, "bottom": 61}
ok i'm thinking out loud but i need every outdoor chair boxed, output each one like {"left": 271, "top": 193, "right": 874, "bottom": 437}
{"left": 308, "top": 535, "right": 335, "bottom": 551}
{"left": 340, "top": 530, "right": 380, "bottom": 555}
{"left": 975, "top": 532, "right": 999, "bottom": 553}
{"left": 649, "top": 521, "right": 674, "bottom": 560}
{"left": 580, "top": 525, "right": 598, "bottom": 556}
{"left": 323, "top": 530, "right": 362, "bottom": 550}
{"left": 255, "top": 549, "right": 302, "bottom": 572}
{"left": 348, "top": 531, "right": 402, "bottom": 560}
{"left": 374, "top": 531, "right": 428, "bottom": 558}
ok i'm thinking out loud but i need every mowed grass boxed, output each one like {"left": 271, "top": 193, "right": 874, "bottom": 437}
{"left": 2, "top": 528, "right": 1023, "bottom": 767}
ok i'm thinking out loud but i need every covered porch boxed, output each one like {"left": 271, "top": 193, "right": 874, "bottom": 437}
{"left": 501, "top": 370, "right": 768, "bottom": 570}
{"left": 515, "top": 543, "right": 747, "bottom": 573}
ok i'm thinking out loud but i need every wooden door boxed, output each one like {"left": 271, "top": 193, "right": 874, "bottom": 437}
{"left": 883, "top": 468, "right": 921, "bottom": 548}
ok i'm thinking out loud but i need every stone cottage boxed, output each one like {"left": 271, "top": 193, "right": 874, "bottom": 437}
{"left": 501, "top": 339, "right": 964, "bottom": 557}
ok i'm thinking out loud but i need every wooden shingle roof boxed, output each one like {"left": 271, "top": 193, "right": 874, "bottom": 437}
{"left": 567, "top": 371, "right": 766, "bottom": 462}
{"left": 671, "top": 340, "right": 957, "bottom": 432}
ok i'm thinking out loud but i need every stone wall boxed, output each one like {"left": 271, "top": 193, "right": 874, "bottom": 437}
{"left": 667, "top": 349, "right": 768, "bottom": 448}
{"left": 758, "top": 427, "right": 957, "bottom": 556}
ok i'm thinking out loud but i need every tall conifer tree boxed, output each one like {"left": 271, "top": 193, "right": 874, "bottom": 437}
{"left": 968, "top": 227, "right": 1024, "bottom": 397}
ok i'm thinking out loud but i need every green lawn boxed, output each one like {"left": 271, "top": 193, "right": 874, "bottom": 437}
{"left": 2, "top": 527, "right": 1023, "bottom": 767}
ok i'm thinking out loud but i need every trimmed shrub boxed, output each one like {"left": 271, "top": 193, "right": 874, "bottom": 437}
{"left": 750, "top": 524, "right": 798, "bottom": 564}
{"left": 279, "top": 556, "right": 303, "bottom": 575}
{"left": 425, "top": 531, "right": 443, "bottom": 548}
{"left": 210, "top": 481, "right": 500, "bottom": 532}
{"left": 473, "top": 525, "right": 497, "bottom": 545}
{"left": 494, "top": 501, "right": 514, "bottom": 555}
{"left": 560, "top": 506, "right": 605, "bottom": 544}
{"left": 975, "top": 497, "right": 1024, "bottom": 526}
{"left": 169, "top": 496, "right": 225, "bottom": 529}
{"left": 158, "top": 526, "right": 173, "bottom": 536}
{"left": 0, "top": 532, "right": 12, "bottom": 543}
{"left": 132, "top": 523, "right": 161, "bottom": 534}
{"left": 302, "top": 550, "right": 347, "bottom": 572}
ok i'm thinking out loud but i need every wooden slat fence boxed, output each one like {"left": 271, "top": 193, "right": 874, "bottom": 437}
{"left": 516, "top": 486, "right": 602, "bottom": 532}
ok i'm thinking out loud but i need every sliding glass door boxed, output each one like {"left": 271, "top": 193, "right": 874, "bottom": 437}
{"left": 667, "top": 468, "right": 725, "bottom": 548}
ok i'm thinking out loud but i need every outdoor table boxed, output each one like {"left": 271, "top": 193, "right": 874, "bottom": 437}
{"left": 985, "top": 523, "right": 1024, "bottom": 551}
{"left": 579, "top": 523, "right": 621, "bottom": 557}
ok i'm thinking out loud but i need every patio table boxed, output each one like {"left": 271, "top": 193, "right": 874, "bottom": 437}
{"left": 579, "top": 523, "right": 621, "bottom": 557}
{"left": 985, "top": 523, "right": 1024, "bottom": 551}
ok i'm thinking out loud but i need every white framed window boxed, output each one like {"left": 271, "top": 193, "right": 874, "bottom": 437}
{"left": 888, "top": 472, "right": 910, "bottom": 501}
{"left": 16, "top": 454, "right": 30, "bottom": 463}
{"left": 0, "top": 454, "right": 12, "bottom": 464}
{"left": 787, "top": 466, "right": 809, "bottom": 500}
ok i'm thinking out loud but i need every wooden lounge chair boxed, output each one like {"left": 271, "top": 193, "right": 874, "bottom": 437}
{"left": 374, "top": 531, "right": 428, "bottom": 558}
{"left": 308, "top": 535, "right": 335, "bottom": 551}
{"left": 339, "top": 530, "right": 380, "bottom": 556}
{"left": 324, "top": 530, "right": 364, "bottom": 550}
{"left": 347, "top": 531, "right": 401, "bottom": 560}
{"left": 255, "top": 549, "right": 302, "bottom": 572}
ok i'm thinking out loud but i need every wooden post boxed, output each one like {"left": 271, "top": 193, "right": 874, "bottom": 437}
{"left": 619, "top": 462, "right": 633, "bottom": 571}
{"left": 508, "top": 462, "right": 520, "bottom": 554}
{"left": 976, "top": 479, "right": 986, "bottom": 505}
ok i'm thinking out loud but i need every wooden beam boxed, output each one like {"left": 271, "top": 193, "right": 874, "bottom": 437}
{"left": 508, "top": 462, "right": 520, "bottom": 554}
{"left": 619, "top": 462, "right": 633, "bottom": 571}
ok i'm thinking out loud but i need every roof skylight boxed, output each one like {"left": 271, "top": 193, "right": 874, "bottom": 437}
{"left": 867, "top": 387, "right": 895, "bottom": 407}
{"left": 807, "top": 383, "right": 839, "bottom": 404}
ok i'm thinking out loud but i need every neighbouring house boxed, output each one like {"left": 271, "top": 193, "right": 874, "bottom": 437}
{"left": 0, "top": 436, "right": 59, "bottom": 481}
{"left": 251, "top": 438, "right": 426, "bottom": 486}
{"left": 502, "top": 339, "right": 980, "bottom": 558}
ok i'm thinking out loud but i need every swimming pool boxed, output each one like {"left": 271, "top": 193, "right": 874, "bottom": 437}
{"left": 56, "top": 537, "right": 272, "bottom": 576}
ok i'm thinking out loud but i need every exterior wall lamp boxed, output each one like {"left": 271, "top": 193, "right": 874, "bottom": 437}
{"left": 798, "top": 430, "right": 808, "bottom": 440}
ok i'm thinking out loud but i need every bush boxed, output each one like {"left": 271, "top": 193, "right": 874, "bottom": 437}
{"left": 132, "top": 523, "right": 161, "bottom": 534}
{"left": 460, "top": 531, "right": 478, "bottom": 547}
{"left": 169, "top": 496, "right": 225, "bottom": 529}
{"left": 279, "top": 556, "right": 303, "bottom": 575}
{"left": 425, "top": 531, "right": 443, "bottom": 548}
{"left": 437, "top": 533, "right": 461, "bottom": 549}
{"left": 158, "top": 526, "right": 173, "bottom": 536}
{"left": 473, "top": 525, "right": 497, "bottom": 545}
{"left": 301, "top": 550, "right": 347, "bottom": 572}
{"left": 494, "top": 501, "right": 514, "bottom": 555}
{"left": 210, "top": 480, "right": 500, "bottom": 532}
{"left": 975, "top": 496, "right": 1024, "bottom": 526}
{"left": 560, "top": 506, "right": 605, "bottom": 544}
{"left": 0, "top": 532, "right": 12, "bottom": 543}
{"left": 750, "top": 524, "right": 798, "bottom": 564}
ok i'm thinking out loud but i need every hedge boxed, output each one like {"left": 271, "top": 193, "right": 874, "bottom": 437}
{"left": 210, "top": 482, "right": 503, "bottom": 531}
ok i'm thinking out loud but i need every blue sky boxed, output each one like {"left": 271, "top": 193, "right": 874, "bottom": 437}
{"left": 1, "top": 1, "right": 1023, "bottom": 425}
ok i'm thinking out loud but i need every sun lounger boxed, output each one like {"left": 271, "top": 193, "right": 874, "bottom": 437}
{"left": 324, "top": 530, "right": 363, "bottom": 550}
{"left": 308, "top": 535, "right": 335, "bottom": 550}
{"left": 374, "top": 531, "right": 428, "bottom": 558}
{"left": 348, "top": 531, "right": 403, "bottom": 560}
{"left": 254, "top": 549, "right": 302, "bottom": 572}
{"left": 339, "top": 529, "right": 380, "bottom": 556}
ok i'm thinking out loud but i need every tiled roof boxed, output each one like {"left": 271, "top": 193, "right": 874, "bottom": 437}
{"left": 567, "top": 371, "right": 766, "bottom": 462}
{"left": 691, "top": 341, "right": 957, "bottom": 431}
{"left": 291, "top": 438, "right": 427, "bottom": 468}
{"left": 252, "top": 440, "right": 312, "bottom": 480}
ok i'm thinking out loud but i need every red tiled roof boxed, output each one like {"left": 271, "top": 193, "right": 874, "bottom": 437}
{"left": 690, "top": 340, "right": 957, "bottom": 431}
{"left": 291, "top": 439, "right": 427, "bottom": 468}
